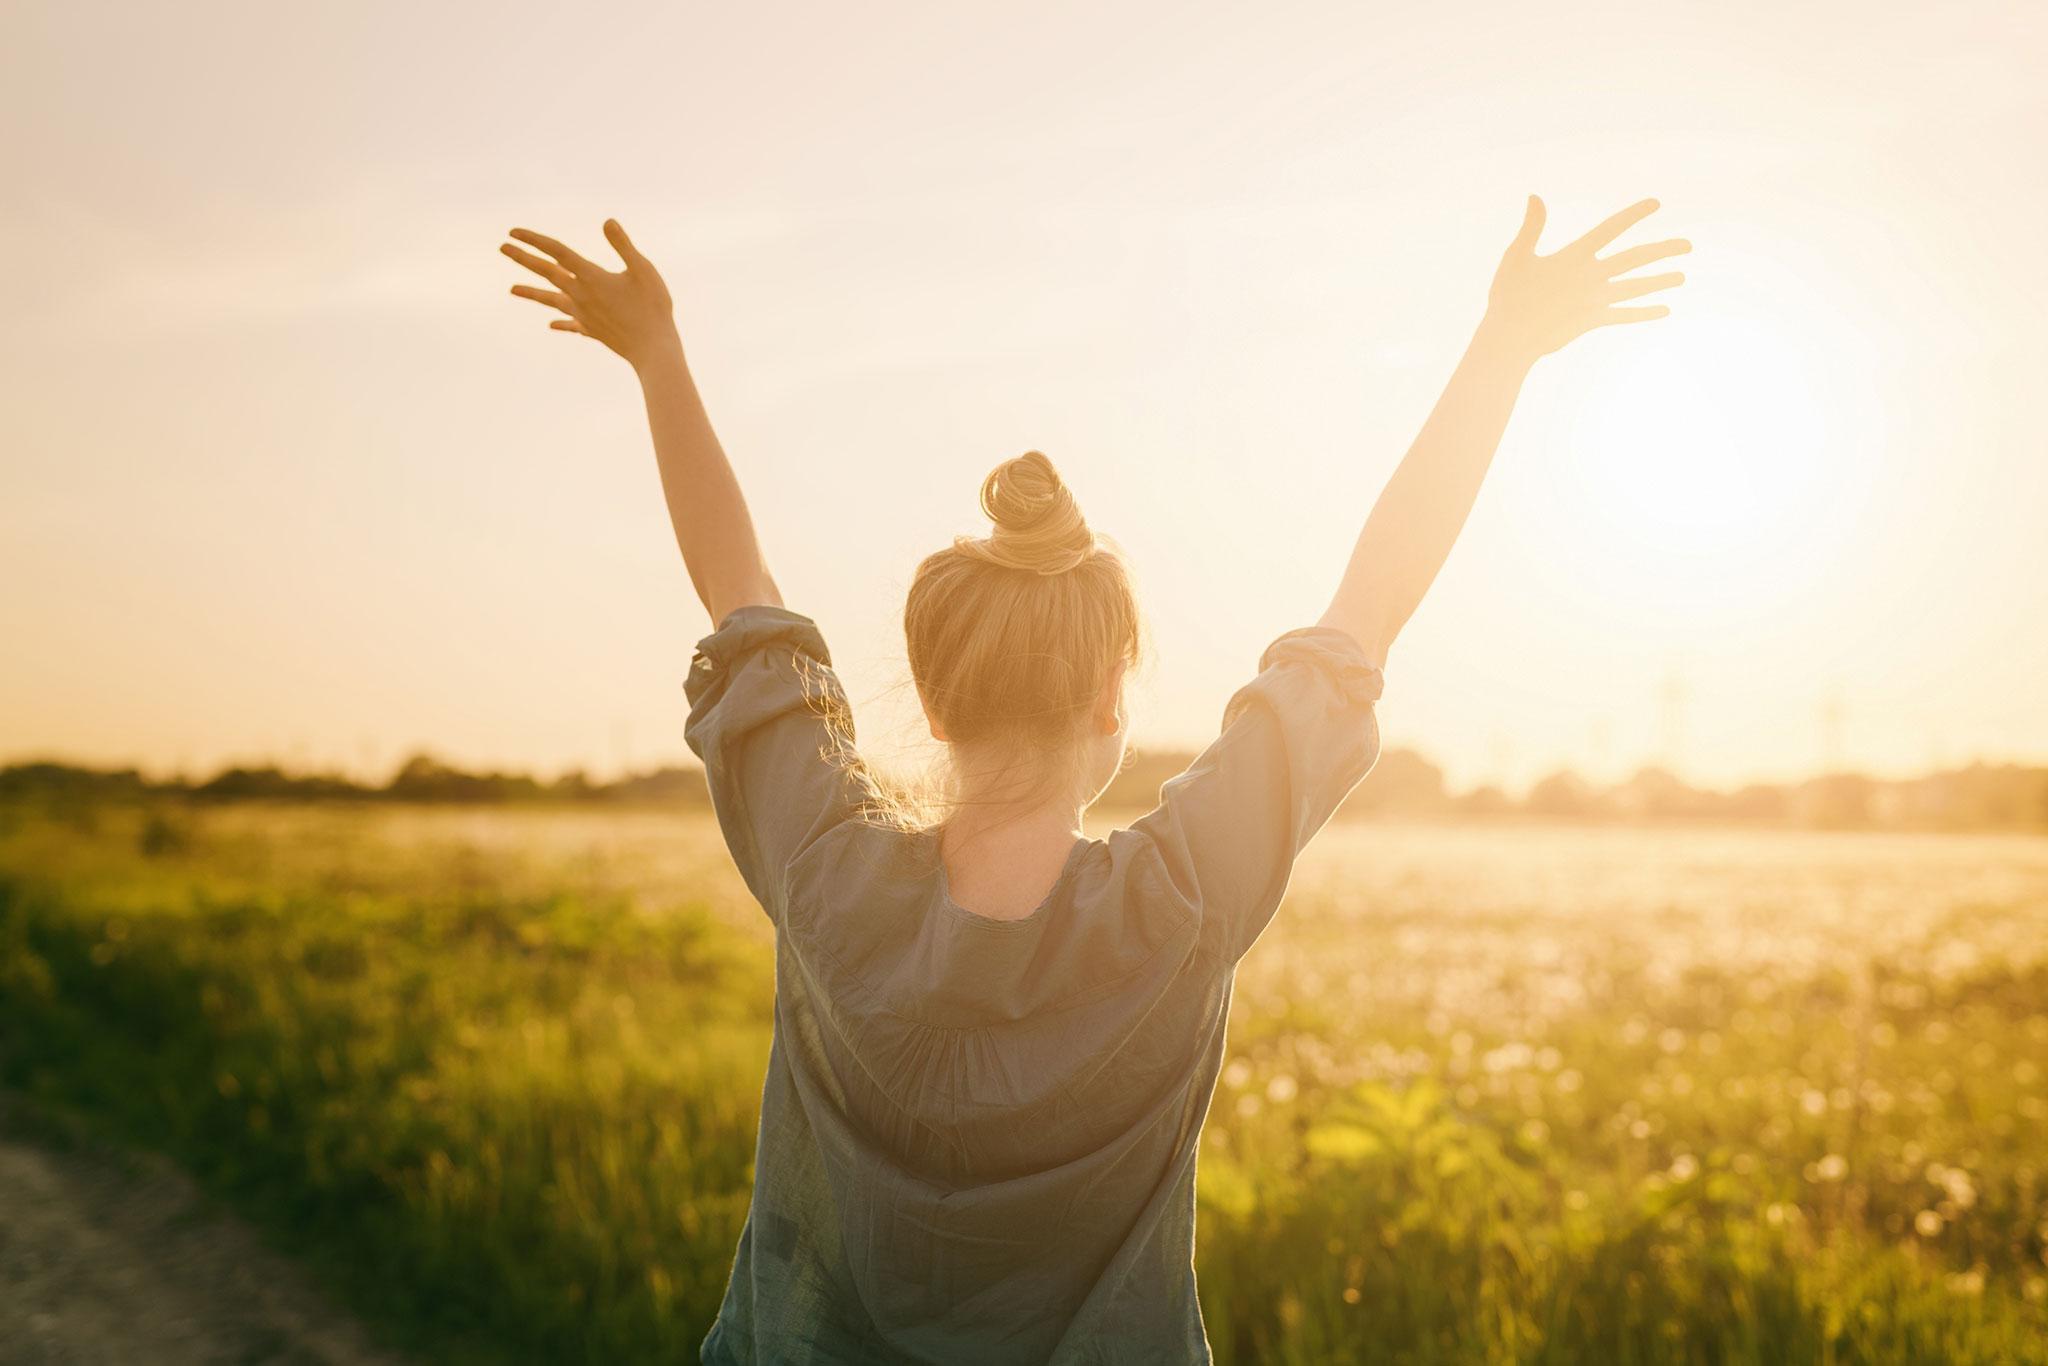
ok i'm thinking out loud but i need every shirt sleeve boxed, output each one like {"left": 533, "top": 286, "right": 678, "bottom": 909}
{"left": 1122, "top": 625, "right": 1384, "bottom": 964}
{"left": 683, "top": 604, "right": 868, "bottom": 924}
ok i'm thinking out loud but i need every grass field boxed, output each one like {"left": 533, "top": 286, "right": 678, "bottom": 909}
{"left": 2, "top": 800, "right": 2045, "bottom": 1363}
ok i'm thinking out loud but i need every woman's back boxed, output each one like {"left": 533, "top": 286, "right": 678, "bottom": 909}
{"left": 723, "top": 822, "right": 1223, "bottom": 1362}
{"left": 685, "top": 606, "right": 1384, "bottom": 1364}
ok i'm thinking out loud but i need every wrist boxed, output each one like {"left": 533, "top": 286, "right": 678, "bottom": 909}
{"left": 1470, "top": 313, "right": 1542, "bottom": 374}
{"left": 630, "top": 327, "right": 687, "bottom": 379}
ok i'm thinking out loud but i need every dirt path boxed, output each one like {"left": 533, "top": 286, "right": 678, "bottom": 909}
{"left": 0, "top": 1102, "right": 404, "bottom": 1366}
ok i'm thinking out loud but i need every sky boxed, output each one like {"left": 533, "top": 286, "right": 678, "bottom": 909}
{"left": 3, "top": 0, "right": 2045, "bottom": 794}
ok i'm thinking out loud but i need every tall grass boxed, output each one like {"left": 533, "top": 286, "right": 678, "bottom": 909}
{"left": 2, "top": 801, "right": 2044, "bottom": 1363}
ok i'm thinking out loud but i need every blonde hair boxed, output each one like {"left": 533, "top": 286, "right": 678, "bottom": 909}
{"left": 900, "top": 451, "right": 1142, "bottom": 821}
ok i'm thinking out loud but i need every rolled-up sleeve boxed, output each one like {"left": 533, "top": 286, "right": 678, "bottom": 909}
{"left": 1125, "top": 625, "right": 1384, "bottom": 963}
{"left": 683, "top": 605, "right": 867, "bottom": 924}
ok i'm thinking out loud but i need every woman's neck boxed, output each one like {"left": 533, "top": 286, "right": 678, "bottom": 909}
{"left": 939, "top": 799, "right": 1081, "bottom": 859}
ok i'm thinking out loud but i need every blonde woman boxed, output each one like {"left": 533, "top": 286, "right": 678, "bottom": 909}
{"left": 502, "top": 198, "right": 1686, "bottom": 1364}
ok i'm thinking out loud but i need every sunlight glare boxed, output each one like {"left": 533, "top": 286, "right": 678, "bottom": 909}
{"left": 1560, "top": 312, "right": 1840, "bottom": 590}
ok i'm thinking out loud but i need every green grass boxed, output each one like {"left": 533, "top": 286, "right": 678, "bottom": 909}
{"left": 2, "top": 800, "right": 2045, "bottom": 1363}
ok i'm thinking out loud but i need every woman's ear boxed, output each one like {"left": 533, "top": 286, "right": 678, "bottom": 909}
{"left": 916, "top": 684, "right": 949, "bottom": 743}
{"left": 1094, "top": 661, "right": 1130, "bottom": 737}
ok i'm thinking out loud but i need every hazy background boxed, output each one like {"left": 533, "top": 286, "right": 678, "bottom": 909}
{"left": 4, "top": 0, "right": 2044, "bottom": 793}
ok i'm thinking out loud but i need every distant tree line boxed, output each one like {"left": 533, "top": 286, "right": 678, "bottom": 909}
{"left": 0, "top": 754, "right": 708, "bottom": 808}
{"left": 1305, "top": 750, "right": 2048, "bottom": 830}
{"left": 3, "top": 749, "right": 2045, "bottom": 830}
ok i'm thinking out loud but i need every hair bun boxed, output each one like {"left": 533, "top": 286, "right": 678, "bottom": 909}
{"left": 954, "top": 450, "right": 1095, "bottom": 575}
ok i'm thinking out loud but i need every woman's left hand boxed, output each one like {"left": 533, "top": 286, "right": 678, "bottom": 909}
{"left": 501, "top": 219, "right": 681, "bottom": 370}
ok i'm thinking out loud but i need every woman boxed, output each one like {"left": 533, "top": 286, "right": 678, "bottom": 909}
{"left": 502, "top": 197, "right": 1686, "bottom": 1364}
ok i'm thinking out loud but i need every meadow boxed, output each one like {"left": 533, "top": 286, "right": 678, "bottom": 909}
{"left": 2, "top": 799, "right": 2044, "bottom": 1364}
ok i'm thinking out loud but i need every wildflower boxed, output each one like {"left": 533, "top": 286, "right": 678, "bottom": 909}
{"left": 1484, "top": 1042, "right": 1532, "bottom": 1074}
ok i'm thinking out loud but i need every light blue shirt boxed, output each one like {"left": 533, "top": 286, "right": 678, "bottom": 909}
{"left": 684, "top": 605, "right": 1383, "bottom": 1364}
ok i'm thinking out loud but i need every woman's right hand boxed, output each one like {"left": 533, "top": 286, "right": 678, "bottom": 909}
{"left": 1481, "top": 196, "right": 1689, "bottom": 361}
{"left": 502, "top": 219, "right": 682, "bottom": 371}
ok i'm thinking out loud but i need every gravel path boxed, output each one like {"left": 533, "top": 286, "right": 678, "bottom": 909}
{"left": 0, "top": 1102, "right": 404, "bottom": 1366}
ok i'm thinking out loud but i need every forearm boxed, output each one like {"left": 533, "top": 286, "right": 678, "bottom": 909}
{"left": 1319, "top": 319, "right": 1535, "bottom": 666}
{"left": 633, "top": 339, "right": 782, "bottom": 625}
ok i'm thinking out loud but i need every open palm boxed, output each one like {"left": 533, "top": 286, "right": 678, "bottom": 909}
{"left": 501, "top": 220, "right": 679, "bottom": 368}
{"left": 1486, "top": 197, "right": 1690, "bottom": 358}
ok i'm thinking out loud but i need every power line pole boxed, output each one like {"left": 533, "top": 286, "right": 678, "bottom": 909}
{"left": 1659, "top": 669, "right": 1687, "bottom": 776}
{"left": 1820, "top": 688, "right": 1846, "bottom": 774}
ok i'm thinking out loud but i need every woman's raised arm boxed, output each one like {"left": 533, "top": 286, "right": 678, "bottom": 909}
{"left": 1318, "top": 196, "right": 1689, "bottom": 667}
{"left": 502, "top": 220, "right": 781, "bottom": 627}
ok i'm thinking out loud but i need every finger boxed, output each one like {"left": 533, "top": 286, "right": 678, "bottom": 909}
{"left": 500, "top": 242, "right": 574, "bottom": 290}
{"left": 550, "top": 318, "right": 595, "bottom": 338}
{"left": 1599, "top": 238, "right": 1692, "bottom": 275}
{"left": 1509, "top": 195, "right": 1546, "bottom": 254}
{"left": 603, "top": 218, "right": 650, "bottom": 271}
{"left": 1607, "top": 271, "right": 1684, "bottom": 302}
{"left": 509, "top": 284, "right": 577, "bottom": 316}
{"left": 1595, "top": 304, "right": 1672, "bottom": 327}
{"left": 1567, "top": 198, "right": 1661, "bottom": 256}
{"left": 508, "top": 228, "right": 600, "bottom": 276}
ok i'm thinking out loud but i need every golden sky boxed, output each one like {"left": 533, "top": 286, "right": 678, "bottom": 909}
{"left": 4, "top": 0, "right": 2044, "bottom": 792}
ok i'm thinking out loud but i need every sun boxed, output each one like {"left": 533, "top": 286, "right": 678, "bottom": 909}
{"left": 1551, "top": 308, "right": 1851, "bottom": 599}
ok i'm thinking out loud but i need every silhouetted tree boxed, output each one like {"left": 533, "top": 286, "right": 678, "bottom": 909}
{"left": 1526, "top": 768, "right": 1602, "bottom": 818}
